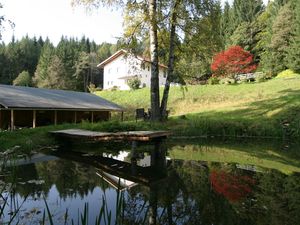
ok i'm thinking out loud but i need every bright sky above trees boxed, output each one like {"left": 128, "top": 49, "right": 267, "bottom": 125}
{"left": 1, "top": 0, "right": 123, "bottom": 45}
{"left": 1, "top": 0, "right": 268, "bottom": 45}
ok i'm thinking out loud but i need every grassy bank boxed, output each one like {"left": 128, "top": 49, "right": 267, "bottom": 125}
{"left": 1, "top": 77, "right": 300, "bottom": 153}
{"left": 96, "top": 77, "right": 300, "bottom": 139}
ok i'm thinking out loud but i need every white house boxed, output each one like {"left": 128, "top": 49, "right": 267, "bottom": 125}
{"left": 97, "top": 49, "right": 168, "bottom": 90}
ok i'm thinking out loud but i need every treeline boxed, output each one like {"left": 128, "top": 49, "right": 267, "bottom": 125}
{"left": 177, "top": 0, "right": 300, "bottom": 83}
{"left": 0, "top": 35, "right": 117, "bottom": 91}
{"left": 220, "top": 0, "right": 300, "bottom": 76}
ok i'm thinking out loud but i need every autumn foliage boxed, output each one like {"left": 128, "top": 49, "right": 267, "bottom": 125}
{"left": 210, "top": 170, "right": 256, "bottom": 202}
{"left": 211, "top": 46, "right": 257, "bottom": 78}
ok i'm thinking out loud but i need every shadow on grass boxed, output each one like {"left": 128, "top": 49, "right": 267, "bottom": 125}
{"left": 171, "top": 88, "right": 300, "bottom": 138}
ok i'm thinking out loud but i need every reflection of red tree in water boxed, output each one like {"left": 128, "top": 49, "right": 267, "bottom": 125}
{"left": 210, "top": 170, "right": 256, "bottom": 202}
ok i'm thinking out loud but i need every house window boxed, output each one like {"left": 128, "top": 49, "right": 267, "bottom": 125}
{"left": 141, "top": 63, "right": 145, "bottom": 70}
{"left": 147, "top": 66, "right": 150, "bottom": 71}
{"left": 108, "top": 68, "right": 111, "bottom": 74}
{"left": 107, "top": 81, "right": 110, "bottom": 85}
{"left": 111, "top": 81, "right": 113, "bottom": 85}
{"left": 116, "top": 67, "right": 119, "bottom": 73}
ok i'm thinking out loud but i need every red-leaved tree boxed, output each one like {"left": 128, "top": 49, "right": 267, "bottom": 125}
{"left": 211, "top": 46, "right": 257, "bottom": 78}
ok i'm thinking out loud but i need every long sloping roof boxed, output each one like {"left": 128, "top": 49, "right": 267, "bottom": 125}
{"left": 0, "top": 84, "right": 123, "bottom": 111}
{"left": 97, "top": 49, "right": 168, "bottom": 69}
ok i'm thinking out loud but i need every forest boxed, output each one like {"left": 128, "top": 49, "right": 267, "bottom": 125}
{"left": 0, "top": 0, "right": 299, "bottom": 91}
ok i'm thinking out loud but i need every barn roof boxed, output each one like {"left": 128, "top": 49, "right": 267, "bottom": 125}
{"left": 0, "top": 84, "right": 124, "bottom": 111}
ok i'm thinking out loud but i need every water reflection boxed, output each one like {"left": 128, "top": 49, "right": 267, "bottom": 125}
{"left": 1, "top": 140, "right": 300, "bottom": 225}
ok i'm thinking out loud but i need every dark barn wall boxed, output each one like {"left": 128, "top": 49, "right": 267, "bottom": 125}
{"left": 15, "top": 110, "right": 34, "bottom": 127}
{"left": 0, "top": 110, "right": 10, "bottom": 129}
{"left": 57, "top": 111, "right": 75, "bottom": 124}
{"left": 94, "top": 111, "right": 110, "bottom": 121}
{"left": 37, "top": 110, "right": 55, "bottom": 126}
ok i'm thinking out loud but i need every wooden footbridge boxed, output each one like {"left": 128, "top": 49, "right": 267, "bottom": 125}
{"left": 50, "top": 129, "right": 171, "bottom": 142}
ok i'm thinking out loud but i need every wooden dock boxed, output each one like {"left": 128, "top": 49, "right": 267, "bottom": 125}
{"left": 50, "top": 129, "right": 171, "bottom": 142}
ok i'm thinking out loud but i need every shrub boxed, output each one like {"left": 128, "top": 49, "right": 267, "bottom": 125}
{"left": 255, "top": 72, "right": 267, "bottom": 83}
{"left": 88, "top": 83, "right": 102, "bottom": 93}
{"left": 13, "top": 71, "right": 32, "bottom": 86}
{"left": 208, "top": 76, "right": 220, "bottom": 85}
{"left": 127, "top": 77, "right": 141, "bottom": 90}
{"left": 211, "top": 46, "right": 257, "bottom": 78}
{"left": 276, "top": 69, "right": 300, "bottom": 79}
{"left": 220, "top": 78, "right": 236, "bottom": 85}
{"left": 110, "top": 86, "right": 119, "bottom": 91}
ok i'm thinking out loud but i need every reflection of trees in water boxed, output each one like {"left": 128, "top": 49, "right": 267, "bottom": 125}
{"left": 120, "top": 159, "right": 300, "bottom": 225}
{"left": 2, "top": 146, "right": 300, "bottom": 225}
{"left": 3, "top": 163, "right": 45, "bottom": 199}
{"left": 3, "top": 160, "right": 107, "bottom": 199}
{"left": 251, "top": 171, "right": 300, "bottom": 225}
{"left": 36, "top": 160, "right": 108, "bottom": 199}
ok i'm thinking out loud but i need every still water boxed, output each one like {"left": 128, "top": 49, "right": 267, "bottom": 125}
{"left": 1, "top": 139, "right": 300, "bottom": 225}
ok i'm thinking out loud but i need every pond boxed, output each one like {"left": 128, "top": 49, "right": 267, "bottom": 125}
{"left": 1, "top": 139, "right": 300, "bottom": 225}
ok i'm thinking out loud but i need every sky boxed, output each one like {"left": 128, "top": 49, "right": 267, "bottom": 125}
{"left": 1, "top": 0, "right": 269, "bottom": 46}
{"left": 1, "top": 0, "right": 123, "bottom": 45}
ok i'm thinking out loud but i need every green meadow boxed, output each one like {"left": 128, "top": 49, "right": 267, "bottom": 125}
{"left": 96, "top": 77, "right": 300, "bottom": 138}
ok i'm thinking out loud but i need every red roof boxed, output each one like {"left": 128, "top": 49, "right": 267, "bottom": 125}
{"left": 97, "top": 49, "right": 168, "bottom": 69}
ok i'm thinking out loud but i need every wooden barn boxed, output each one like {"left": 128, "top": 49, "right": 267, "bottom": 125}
{"left": 0, "top": 84, "right": 124, "bottom": 130}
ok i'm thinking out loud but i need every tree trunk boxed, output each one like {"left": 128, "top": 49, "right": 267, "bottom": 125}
{"left": 160, "top": 0, "right": 180, "bottom": 120}
{"left": 149, "top": 0, "right": 161, "bottom": 121}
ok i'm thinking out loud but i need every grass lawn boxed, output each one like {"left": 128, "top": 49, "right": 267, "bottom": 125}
{"left": 96, "top": 77, "right": 300, "bottom": 138}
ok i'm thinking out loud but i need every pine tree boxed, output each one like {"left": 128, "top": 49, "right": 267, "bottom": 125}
{"left": 287, "top": 0, "right": 300, "bottom": 73}
{"left": 221, "top": 1, "right": 235, "bottom": 47}
{"left": 268, "top": 2, "right": 294, "bottom": 74}
{"left": 34, "top": 39, "right": 54, "bottom": 87}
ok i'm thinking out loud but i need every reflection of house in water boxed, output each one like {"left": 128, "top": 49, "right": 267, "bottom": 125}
{"left": 96, "top": 170, "right": 137, "bottom": 191}
{"left": 95, "top": 149, "right": 170, "bottom": 190}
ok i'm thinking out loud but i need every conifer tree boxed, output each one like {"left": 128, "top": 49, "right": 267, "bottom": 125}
{"left": 34, "top": 39, "right": 54, "bottom": 87}
{"left": 268, "top": 2, "right": 294, "bottom": 74}
{"left": 287, "top": 0, "right": 300, "bottom": 73}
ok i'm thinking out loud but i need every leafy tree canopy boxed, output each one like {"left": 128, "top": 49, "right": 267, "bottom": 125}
{"left": 211, "top": 46, "right": 257, "bottom": 78}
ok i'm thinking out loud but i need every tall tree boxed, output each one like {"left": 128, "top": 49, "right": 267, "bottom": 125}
{"left": 269, "top": 2, "right": 294, "bottom": 74}
{"left": 44, "top": 55, "right": 70, "bottom": 90}
{"left": 221, "top": 1, "right": 235, "bottom": 47}
{"left": 34, "top": 39, "right": 54, "bottom": 87}
{"left": 287, "top": 0, "right": 300, "bottom": 73}
{"left": 72, "top": 0, "right": 215, "bottom": 121}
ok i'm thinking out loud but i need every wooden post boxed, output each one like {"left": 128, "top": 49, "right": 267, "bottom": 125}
{"left": 33, "top": 110, "right": 36, "bottom": 128}
{"left": 121, "top": 111, "right": 124, "bottom": 122}
{"left": 54, "top": 110, "right": 57, "bottom": 126}
{"left": 91, "top": 111, "right": 94, "bottom": 123}
{"left": 74, "top": 111, "right": 77, "bottom": 124}
{"left": 10, "top": 109, "right": 14, "bottom": 131}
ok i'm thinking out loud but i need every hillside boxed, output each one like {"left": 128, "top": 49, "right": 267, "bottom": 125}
{"left": 96, "top": 78, "right": 300, "bottom": 138}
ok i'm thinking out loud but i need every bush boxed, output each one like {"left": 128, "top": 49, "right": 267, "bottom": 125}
{"left": 255, "top": 72, "right": 267, "bottom": 83}
{"left": 127, "top": 77, "right": 141, "bottom": 90}
{"left": 13, "top": 71, "right": 32, "bottom": 86}
{"left": 208, "top": 77, "right": 220, "bottom": 85}
{"left": 220, "top": 78, "right": 236, "bottom": 85}
{"left": 88, "top": 83, "right": 102, "bottom": 93}
{"left": 276, "top": 69, "right": 300, "bottom": 79}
